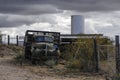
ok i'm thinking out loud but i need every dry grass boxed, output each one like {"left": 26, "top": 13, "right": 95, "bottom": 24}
{"left": 0, "top": 45, "right": 108, "bottom": 80}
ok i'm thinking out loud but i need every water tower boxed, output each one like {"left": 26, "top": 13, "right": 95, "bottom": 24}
{"left": 71, "top": 15, "right": 84, "bottom": 34}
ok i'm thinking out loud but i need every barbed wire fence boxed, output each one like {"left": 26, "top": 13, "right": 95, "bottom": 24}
{"left": 2, "top": 35, "right": 24, "bottom": 46}
{"left": 98, "top": 45, "right": 116, "bottom": 78}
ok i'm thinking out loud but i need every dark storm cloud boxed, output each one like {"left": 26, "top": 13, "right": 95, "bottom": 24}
{"left": 0, "top": 0, "right": 120, "bottom": 15}
{"left": 0, "top": 14, "right": 39, "bottom": 27}
{"left": 0, "top": 0, "right": 65, "bottom": 15}
{"left": 52, "top": 0, "right": 120, "bottom": 12}
{"left": 0, "top": 0, "right": 120, "bottom": 27}
{"left": 0, "top": 14, "right": 57, "bottom": 27}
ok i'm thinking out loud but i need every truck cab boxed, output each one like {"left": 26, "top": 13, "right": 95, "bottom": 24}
{"left": 24, "top": 30, "right": 60, "bottom": 63}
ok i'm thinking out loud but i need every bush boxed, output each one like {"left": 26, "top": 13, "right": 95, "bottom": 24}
{"left": 67, "top": 59, "right": 81, "bottom": 69}
{"left": 60, "top": 37, "right": 112, "bottom": 72}
{"left": 44, "top": 59, "right": 56, "bottom": 68}
{"left": 14, "top": 53, "right": 24, "bottom": 61}
{"left": 14, "top": 52, "right": 25, "bottom": 66}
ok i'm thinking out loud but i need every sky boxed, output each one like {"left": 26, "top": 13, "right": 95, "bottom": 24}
{"left": 0, "top": 0, "right": 120, "bottom": 38}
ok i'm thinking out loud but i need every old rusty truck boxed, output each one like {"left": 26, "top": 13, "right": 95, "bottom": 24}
{"left": 24, "top": 30, "right": 60, "bottom": 64}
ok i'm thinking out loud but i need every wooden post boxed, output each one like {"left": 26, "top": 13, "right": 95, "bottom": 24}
{"left": 0, "top": 31, "right": 1, "bottom": 44}
{"left": 115, "top": 35, "right": 120, "bottom": 74}
{"left": 16, "top": 35, "right": 18, "bottom": 46}
{"left": 93, "top": 38, "right": 99, "bottom": 72}
{"left": 8, "top": 35, "right": 10, "bottom": 45}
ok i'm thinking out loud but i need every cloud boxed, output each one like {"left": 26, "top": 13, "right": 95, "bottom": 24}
{"left": 1, "top": 0, "right": 120, "bottom": 37}
{"left": 0, "top": 14, "right": 36, "bottom": 27}
{"left": 83, "top": 11, "right": 120, "bottom": 36}
{"left": 0, "top": 10, "right": 72, "bottom": 27}
{"left": 0, "top": 14, "right": 60, "bottom": 27}
{"left": 0, "top": 0, "right": 62, "bottom": 15}
{"left": 55, "top": 0, "right": 120, "bottom": 12}
{"left": 0, "top": 0, "right": 120, "bottom": 15}
{"left": 1, "top": 11, "right": 120, "bottom": 37}
{"left": 0, "top": 0, "right": 120, "bottom": 27}
{"left": 1, "top": 14, "right": 71, "bottom": 36}
{"left": 85, "top": 19, "right": 98, "bottom": 34}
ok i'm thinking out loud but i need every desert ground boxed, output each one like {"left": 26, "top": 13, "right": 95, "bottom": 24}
{"left": 0, "top": 45, "right": 106, "bottom": 80}
{"left": 0, "top": 56, "right": 106, "bottom": 80}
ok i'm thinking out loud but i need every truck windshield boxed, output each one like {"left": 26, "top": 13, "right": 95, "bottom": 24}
{"left": 35, "top": 36, "right": 53, "bottom": 42}
{"left": 34, "top": 44, "right": 54, "bottom": 50}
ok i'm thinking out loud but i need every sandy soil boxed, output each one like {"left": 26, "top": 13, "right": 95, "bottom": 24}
{"left": 0, "top": 57, "right": 105, "bottom": 80}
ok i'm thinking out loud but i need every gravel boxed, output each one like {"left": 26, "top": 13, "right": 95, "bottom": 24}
{"left": 0, "top": 57, "right": 106, "bottom": 80}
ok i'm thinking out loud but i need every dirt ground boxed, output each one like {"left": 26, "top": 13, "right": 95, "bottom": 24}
{"left": 0, "top": 56, "right": 106, "bottom": 80}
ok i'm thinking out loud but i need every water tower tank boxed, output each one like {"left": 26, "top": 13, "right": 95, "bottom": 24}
{"left": 71, "top": 15, "right": 84, "bottom": 34}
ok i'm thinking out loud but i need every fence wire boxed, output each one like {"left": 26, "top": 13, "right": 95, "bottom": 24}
{"left": 98, "top": 45, "right": 116, "bottom": 77}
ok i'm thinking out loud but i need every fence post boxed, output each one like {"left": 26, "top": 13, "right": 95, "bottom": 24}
{"left": 16, "top": 35, "right": 18, "bottom": 46}
{"left": 115, "top": 35, "right": 120, "bottom": 74}
{"left": 93, "top": 38, "right": 99, "bottom": 72}
{"left": 8, "top": 35, "right": 10, "bottom": 45}
{"left": 0, "top": 31, "right": 1, "bottom": 44}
